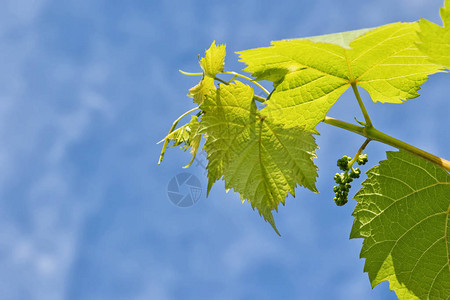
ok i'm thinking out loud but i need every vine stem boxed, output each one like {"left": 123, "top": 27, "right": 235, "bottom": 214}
{"left": 158, "top": 106, "right": 200, "bottom": 165}
{"left": 179, "top": 70, "right": 270, "bottom": 96}
{"left": 351, "top": 83, "right": 373, "bottom": 127}
{"left": 323, "top": 116, "right": 450, "bottom": 172}
{"left": 223, "top": 71, "right": 270, "bottom": 95}
{"left": 253, "top": 95, "right": 267, "bottom": 103}
{"left": 214, "top": 77, "right": 228, "bottom": 85}
{"left": 179, "top": 70, "right": 203, "bottom": 76}
{"left": 348, "top": 138, "right": 371, "bottom": 169}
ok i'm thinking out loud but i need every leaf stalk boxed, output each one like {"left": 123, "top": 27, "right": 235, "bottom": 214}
{"left": 323, "top": 116, "right": 450, "bottom": 172}
{"left": 348, "top": 138, "right": 371, "bottom": 169}
{"left": 222, "top": 71, "right": 270, "bottom": 95}
{"left": 351, "top": 83, "right": 373, "bottom": 127}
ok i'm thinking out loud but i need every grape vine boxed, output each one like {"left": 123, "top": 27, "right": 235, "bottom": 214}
{"left": 158, "top": 1, "right": 450, "bottom": 299}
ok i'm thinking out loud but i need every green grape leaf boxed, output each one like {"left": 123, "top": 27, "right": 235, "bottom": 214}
{"left": 418, "top": 0, "right": 450, "bottom": 69}
{"left": 188, "top": 41, "right": 226, "bottom": 104}
{"left": 188, "top": 76, "right": 216, "bottom": 105}
{"left": 160, "top": 115, "right": 202, "bottom": 168}
{"left": 200, "top": 41, "right": 226, "bottom": 76}
{"left": 201, "top": 81, "right": 318, "bottom": 234}
{"left": 238, "top": 22, "right": 441, "bottom": 130}
{"left": 351, "top": 151, "right": 450, "bottom": 299}
{"left": 296, "top": 27, "right": 374, "bottom": 49}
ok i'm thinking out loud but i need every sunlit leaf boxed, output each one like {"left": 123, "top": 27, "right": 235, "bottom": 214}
{"left": 239, "top": 23, "right": 441, "bottom": 130}
{"left": 201, "top": 81, "right": 318, "bottom": 233}
{"left": 351, "top": 151, "right": 450, "bottom": 299}
{"left": 161, "top": 115, "right": 202, "bottom": 168}
{"left": 189, "top": 41, "right": 226, "bottom": 104}
{"left": 418, "top": 0, "right": 450, "bottom": 69}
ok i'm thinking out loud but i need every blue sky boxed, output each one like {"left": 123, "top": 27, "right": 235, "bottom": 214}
{"left": 0, "top": 0, "right": 448, "bottom": 299}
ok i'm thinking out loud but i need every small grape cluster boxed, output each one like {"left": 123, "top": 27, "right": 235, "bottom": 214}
{"left": 333, "top": 154, "right": 368, "bottom": 206}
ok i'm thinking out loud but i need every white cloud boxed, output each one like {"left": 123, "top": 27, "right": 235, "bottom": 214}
{"left": 0, "top": 3, "right": 116, "bottom": 299}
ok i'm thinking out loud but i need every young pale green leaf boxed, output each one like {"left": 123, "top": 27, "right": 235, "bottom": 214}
{"left": 238, "top": 23, "right": 441, "bottom": 130}
{"left": 188, "top": 76, "right": 216, "bottom": 105}
{"left": 418, "top": 0, "right": 450, "bottom": 69}
{"left": 351, "top": 151, "right": 450, "bottom": 299}
{"left": 161, "top": 115, "right": 202, "bottom": 168}
{"left": 201, "top": 81, "right": 318, "bottom": 234}
{"left": 200, "top": 41, "right": 226, "bottom": 77}
{"left": 188, "top": 41, "right": 226, "bottom": 104}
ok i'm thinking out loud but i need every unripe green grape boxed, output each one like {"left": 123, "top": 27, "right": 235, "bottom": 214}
{"left": 333, "top": 154, "right": 369, "bottom": 206}
{"left": 334, "top": 173, "right": 342, "bottom": 183}
{"left": 334, "top": 196, "right": 348, "bottom": 206}
{"left": 350, "top": 168, "right": 361, "bottom": 179}
{"left": 357, "top": 154, "right": 369, "bottom": 165}
{"left": 337, "top": 156, "right": 351, "bottom": 171}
